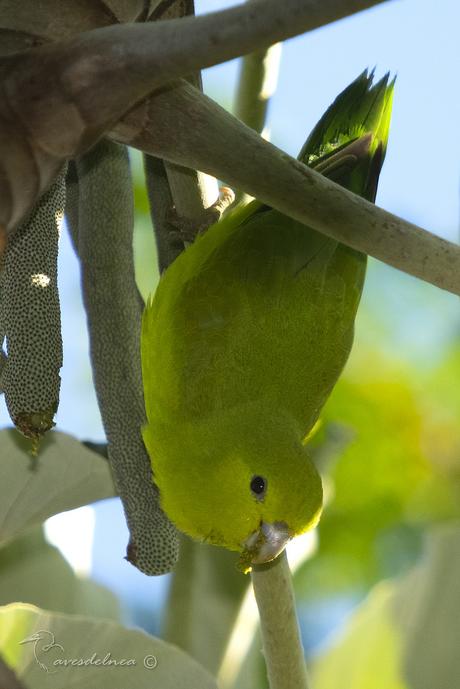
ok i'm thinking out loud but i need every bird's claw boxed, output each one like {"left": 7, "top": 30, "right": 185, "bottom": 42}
{"left": 167, "top": 186, "right": 235, "bottom": 244}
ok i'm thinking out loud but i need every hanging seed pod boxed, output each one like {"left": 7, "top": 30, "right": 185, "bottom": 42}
{"left": 0, "top": 167, "right": 65, "bottom": 447}
{"left": 68, "top": 139, "right": 178, "bottom": 575}
{"left": 0, "top": 350, "right": 6, "bottom": 393}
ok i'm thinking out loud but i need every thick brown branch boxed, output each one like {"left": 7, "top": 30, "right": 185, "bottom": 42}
{"left": 111, "top": 80, "right": 460, "bottom": 296}
{"left": 0, "top": 0, "right": 390, "bottom": 234}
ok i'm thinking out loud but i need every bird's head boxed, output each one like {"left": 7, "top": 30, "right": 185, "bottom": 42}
{"left": 20, "top": 630, "right": 52, "bottom": 644}
{"left": 145, "top": 407, "right": 323, "bottom": 570}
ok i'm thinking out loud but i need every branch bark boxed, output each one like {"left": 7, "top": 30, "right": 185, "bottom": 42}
{"left": 234, "top": 42, "right": 282, "bottom": 135}
{"left": 251, "top": 551, "right": 310, "bottom": 689}
{"left": 143, "top": 0, "right": 219, "bottom": 274}
{"left": 0, "top": 0, "right": 390, "bottom": 234}
{"left": 144, "top": 155, "right": 185, "bottom": 272}
{"left": 233, "top": 35, "right": 282, "bottom": 204}
{"left": 111, "top": 79, "right": 460, "bottom": 296}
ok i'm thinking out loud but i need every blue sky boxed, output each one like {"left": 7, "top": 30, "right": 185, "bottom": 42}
{"left": 2, "top": 0, "right": 459, "bottom": 627}
{"left": 201, "top": 0, "right": 460, "bottom": 240}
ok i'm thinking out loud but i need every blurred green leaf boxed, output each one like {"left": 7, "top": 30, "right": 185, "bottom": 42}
{"left": 0, "top": 429, "right": 115, "bottom": 546}
{"left": 312, "top": 581, "right": 405, "bottom": 689}
{"left": 164, "top": 536, "right": 248, "bottom": 676}
{"left": 133, "top": 214, "right": 159, "bottom": 301}
{"left": 298, "top": 348, "right": 460, "bottom": 596}
{"left": 223, "top": 628, "right": 266, "bottom": 689}
{"left": 131, "top": 149, "right": 150, "bottom": 216}
{"left": 0, "top": 602, "right": 218, "bottom": 689}
{"left": 0, "top": 527, "right": 119, "bottom": 620}
{"left": 393, "top": 523, "right": 460, "bottom": 689}
{"left": 312, "top": 523, "right": 460, "bottom": 689}
{"left": 131, "top": 149, "right": 160, "bottom": 300}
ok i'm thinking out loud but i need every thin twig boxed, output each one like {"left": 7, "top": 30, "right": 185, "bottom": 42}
{"left": 112, "top": 79, "right": 460, "bottom": 297}
{"left": 234, "top": 39, "right": 282, "bottom": 205}
{"left": 234, "top": 43, "right": 282, "bottom": 134}
{"left": 251, "top": 551, "right": 310, "bottom": 689}
{"left": 143, "top": 155, "right": 185, "bottom": 273}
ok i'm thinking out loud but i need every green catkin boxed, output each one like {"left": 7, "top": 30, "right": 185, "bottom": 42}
{"left": 0, "top": 168, "right": 66, "bottom": 447}
{"left": 67, "top": 140, "right": 179, "bottom": 575}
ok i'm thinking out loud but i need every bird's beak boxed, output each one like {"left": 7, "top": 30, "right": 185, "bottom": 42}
{"left": 243, "top": 521, "right": 291, "bottom": 565}
{"left": 19, "top": 633, "right": 39, "bottom": 644}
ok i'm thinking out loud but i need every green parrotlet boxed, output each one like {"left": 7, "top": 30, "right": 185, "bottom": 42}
{"left": 141, "top": 70, "right": 394, "bottom": 570}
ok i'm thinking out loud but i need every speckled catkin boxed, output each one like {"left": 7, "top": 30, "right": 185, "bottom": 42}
{"left": 0, "top": 168, "right": 65, "bottom": 439}
{"left": 67, "top": 139, "right": 178, "bottom": 575}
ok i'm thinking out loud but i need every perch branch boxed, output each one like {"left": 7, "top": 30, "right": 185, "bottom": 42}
{"left": 251, "top": 551, "right": 310, "bottom": 689}
{"left": 112, "top": 80, "right": 460, "bottom": 296}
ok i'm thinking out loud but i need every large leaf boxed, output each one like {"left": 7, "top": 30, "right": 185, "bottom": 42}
{"left": 163, "top": 535, "right": 248, "bottom": 676}
{"left": 0, "top": 603, "right": 218, "bottom": 689}
{"left": 0, "top": 429, "right": 115, "bottom": 546}
{"left": 0, "top": 527, "right": 119, "bottom": 620}
{"left": 297, "top": 351, "right": 460, "bottom": 597}
{"left": 312, "top": 523, "right": 460, "bottom": 689}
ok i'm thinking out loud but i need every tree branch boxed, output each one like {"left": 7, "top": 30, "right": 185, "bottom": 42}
{"left": 143, "top": 155, "right": 185, "bottom": 272}
{"left": 143, "top": 0, "right": 219, "bottom": 274}
{"left": 233, "top": 35, "right": 282, "bottom": 204}
{"left": 234, "top": 42, "right": 282, "bottom": 135}
{"left": 1, "top": 0, "right": 390, "bottom": 234}
{"left": 111, "top": 79, "right": 460, "bottom": 296}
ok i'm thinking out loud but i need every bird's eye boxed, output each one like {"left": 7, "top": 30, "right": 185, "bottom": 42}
{"left": 250, "top": 475, "right": 267, "bottom": 499}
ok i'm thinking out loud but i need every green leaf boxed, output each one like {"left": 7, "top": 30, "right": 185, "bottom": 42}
{"left": 312, "top": 523, "right": 460, "bottom": 689}
{"left": 393, "top": 523, "right": 460, "bottom": 689}
{"left": 298, "top": 351, "right": 460, "bottom": 596}
{"left": 313, "top": 582, "right": 406, "bottom": 689}
{"left": 0, "top": 603, "right": 218, "bottom": 689}
{"left": 0, "top": 527, "right": 119, "bottom": 620}
{"left": 0, "top": 429, "right": 115, "bottom": 546}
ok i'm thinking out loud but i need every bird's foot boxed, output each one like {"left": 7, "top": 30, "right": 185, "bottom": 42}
{"left": 167, "top": 186, "right": 235, "bottom": 244}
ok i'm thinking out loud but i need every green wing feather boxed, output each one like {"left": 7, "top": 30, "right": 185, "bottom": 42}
{"left": 142, "top": 70, "right": 394, "bottom": 435}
